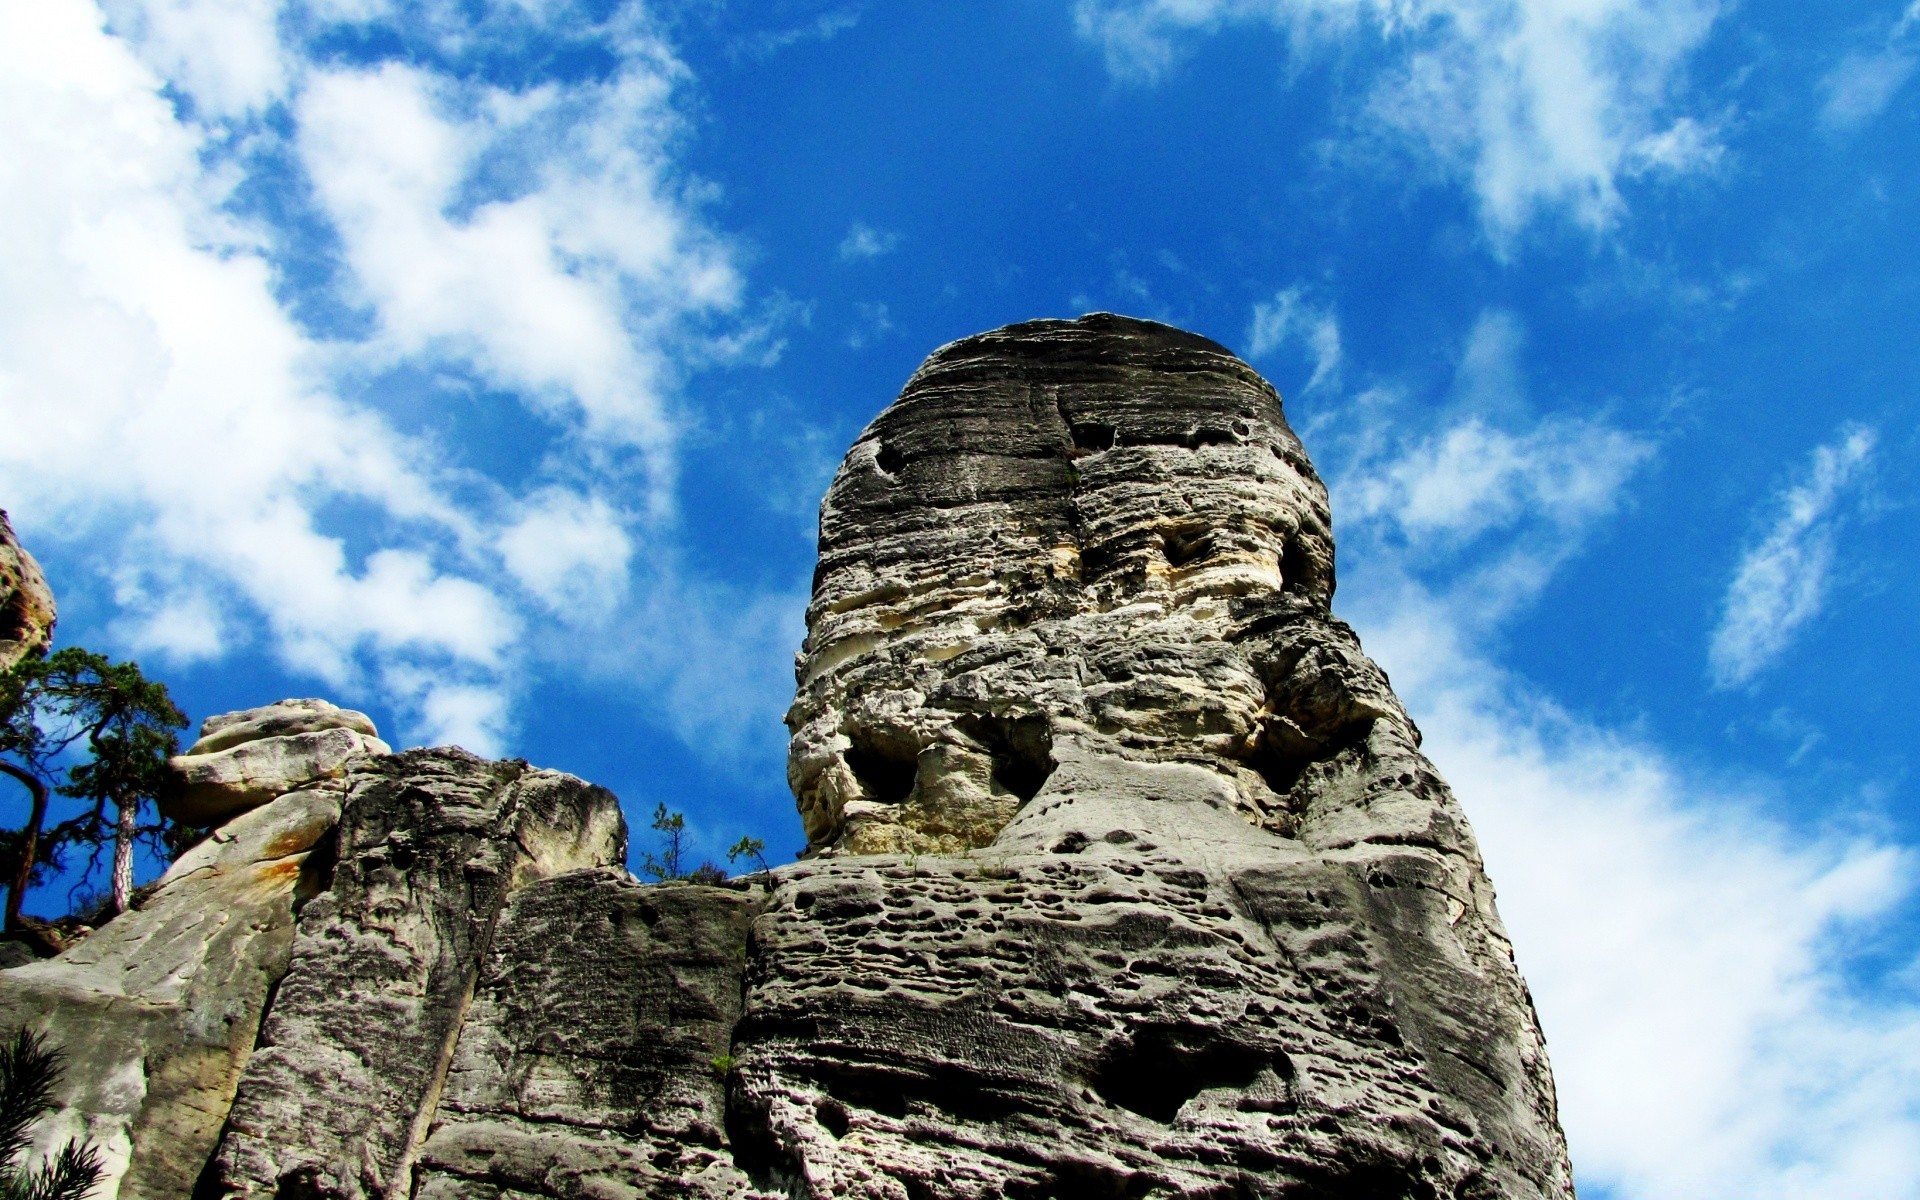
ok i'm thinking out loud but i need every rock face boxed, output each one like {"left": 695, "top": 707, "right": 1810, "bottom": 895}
{"left": 0, "top": 314, "right": 1571, "bottom": 1200}
{"left": 207, "top": 750, "right": 626, "bottom": 1200}
{"left": 0, "top": 508, "right": 55, "bottom": 669}
{"left": 0, "top": 785, "right": 342, "bottom": 1199}
{"left": 761, "top": 314, "right": 1572, "bottom": 1198}
{"left": 164, "top": 699, "right": 392, "bottom": 825}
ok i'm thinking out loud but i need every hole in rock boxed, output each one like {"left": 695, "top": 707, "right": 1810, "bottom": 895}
{"left": 1280, "top": 535, "right": 1320, "bottom": 598}
{"left": 816, "top": 1098, "right": 850, "bottom": 1138}
{"left": 1160, "top": 526, "right": 1211, "bottom": 568}
{"left": 813, "top": 1061, "right": 1021, "bottom": 1125}
{"left": 875, "top": 441, "right": 905, "bottom": 475}
{"left": 955, "top": 714, "right": 1055, "bottom": 801}
{"left": 1070, "top": 421, "right": 1116, "bottom": 452}
{"left": 1052, "top": 832, "right": 1090, "bottom": 855}
{"left": 844, "top": 735, "right": 919, "bottom": 805}
{"left": 272, "top": 1170, "right": 340, "bottom": 1200}
{"left": 1091, "top": 1025, "right": 1276, "bottom": 1123}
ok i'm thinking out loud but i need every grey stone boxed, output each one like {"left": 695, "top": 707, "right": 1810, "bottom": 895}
{"left": 0, "top": 508, "right": 54, "bottom": 670}
{"left": 416, "top": 870, "right": 771, "bottom": 1199}
{"left": 750, "top": 314, "right": 1572, "bottom": 1198}
{"left": 188, "top": 698, "right": 381, "bottom": 756}
{"left": 0, "top": 785, "right": 343, "bottom": 1200}
{"left": 205, "top": 748, "right": 627, "bottom": 1200}
{"left": 0, "top": 314, "right": 1572, "bottom": 1200}
{"left": 164, "top": 725, "right": 391, "bottom": 825}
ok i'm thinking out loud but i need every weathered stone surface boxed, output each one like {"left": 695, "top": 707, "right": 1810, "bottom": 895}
{"left": 205, "top": 749, "right": 626, "bottom": 1200}
{"left": 164, "top": 723, "right": 391, "bottom": 825}
{"left": 0, "top": 785, "right": 342, "bottom": 1200}
{"left": 416, "top": 871, "right": 769, "bottom": 1199}
{"left": 0, "top": 508, "right": 55, "bottom": 669}
{"left": 750, "top": 314, "right": 1572, "bottom": 1197}
{"left": 0, "top": 315, "right": 1571, "bottom": 1200}
{"left": 188, "top": 698, "right": 380, "bottom": 756}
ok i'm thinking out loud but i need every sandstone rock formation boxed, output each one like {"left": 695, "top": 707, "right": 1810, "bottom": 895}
{"left": 752, "top": 313, "right": 1572, "bottom": 1198}
{"left": 0, "top": 314, "right": 1571, "bottom": 1200}
{"left": 0, "top": 508, "right": 55, "bottom": 669}
{"left": 0, "top": 784, "right": 342, "bottom": 1198}
{"left": 164, "top": 699, "right": 392, "bottom": 825}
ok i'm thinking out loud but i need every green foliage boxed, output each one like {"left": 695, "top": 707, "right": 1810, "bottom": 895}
{"left": 709, "top": 1053, "right": 737, "bottom": 1077}
{"left": 725, "top": 836, "right": 769, "bottom": 875}
{"left": 0, "top": 648, "right": 187, "bottom": 925}
{"left": 0, "top": 1030, "right": 101, "bottom": 1200}
{"left": 637, "top": 803, "right": 686, "bottom": 882}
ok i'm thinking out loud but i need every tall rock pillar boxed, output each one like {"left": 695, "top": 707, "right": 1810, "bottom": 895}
{"left": 752, "top": 313, "right": 1574, "bottom": 1198}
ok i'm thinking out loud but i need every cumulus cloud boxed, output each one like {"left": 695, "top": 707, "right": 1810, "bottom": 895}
{"left": 1312, "top": 325, "right": 1920, "bottom": 1196}
{"left": 0, "top": 0, "right": 752, "bottom": 755}
{"left": 837, "top": 221, "right": 902, "bottom": 261}
{"left": 1074, "top": 0, "right": 1724, "bottom": 237}
{"left": 1821, "top": 2, "right": 1920, "bottom": 130}
{"left": 1246, "top": 286, "right": 1342, "bottom": 392}
{"left": 1708, "top": 425, "right": 1876, "bottom": 690}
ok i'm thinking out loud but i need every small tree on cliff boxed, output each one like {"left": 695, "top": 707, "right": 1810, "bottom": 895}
{"left": 0, "top": 649, "right": 186, "bottom": 925}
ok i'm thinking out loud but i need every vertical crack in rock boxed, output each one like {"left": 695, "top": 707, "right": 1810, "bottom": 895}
{"left": 201, "top": 750, "right": 627, "bottom": 1200}
{"left": 760, "top": 312, "right": 1575, "bottom": 1198}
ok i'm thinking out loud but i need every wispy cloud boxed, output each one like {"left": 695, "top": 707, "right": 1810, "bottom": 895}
{"left": 0, "top": 0, "right": 767, "bottom": 756}
{"left": 1074, "top": 0, "right": 1725, "bottom": 239}
{"left": 837, "top": 220, "right": 901, "bottom": 261}
{"left": 1246, "top": 285, "right": 1342, "bottom": 392}
{"left": 1708, "top": 425, "right": 1877, "bottom": 690}
{"left": 1821, "top": 2, "right": 1920, "bottom": 131}
{"left": 1316, "top": 320, "right": 1920, "bottom": 1200}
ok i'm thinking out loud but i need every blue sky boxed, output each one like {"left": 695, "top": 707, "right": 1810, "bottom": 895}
{"left": 3, "top": 0, "right": 1919, "bottom": 1194}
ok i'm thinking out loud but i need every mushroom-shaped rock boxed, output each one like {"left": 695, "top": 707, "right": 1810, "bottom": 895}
{"left": 0, "top": 509, "right": 55, "bottom": 670}
{"left": 164, "top": 699, "right": 391, "bottom": 825}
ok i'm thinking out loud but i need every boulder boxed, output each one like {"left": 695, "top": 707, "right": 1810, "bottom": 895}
{"left": 187, "top": 697, "right": 379, "bottom": 756}
{"left": 164, "top": 703, "right": 391, "bottom": 825}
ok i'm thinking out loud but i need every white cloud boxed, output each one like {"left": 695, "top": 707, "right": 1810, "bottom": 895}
{"left": 99, "top": 0, "right": 286, "bottom": 117}
{"left": 497, "top": 489, "right": 634, "bottom": 617}
{"left": 1821, "top": 3, "right": 1920, "bottom": 130}
{"left": 1246, "top": 285, "right": 1342, "bottom": 392}
{"left": 0, "top": 0, "right": 754, "bottom": 753}
{"left": 1317, "top": 323, "right": 1920, "bottom": 1200}
{"left": 1358, "top": 593, "right": 1920, "bottom": 1200}
{"left": 844, "top": 300, "right": 893, "bottom": 349}
{"left": 1708, "top": 425, "right": 1876, "bottom": 689}
{"left": 1074, "top": 0, "right": 1724, "bottom": 238}
{"left": 298, "top": 56, "right": 742, "bottom": 500}
{"left": 837, "top": 221, "right": 901, "bottom": 261}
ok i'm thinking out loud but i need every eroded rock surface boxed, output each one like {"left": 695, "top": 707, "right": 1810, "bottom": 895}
{"left": 0, "top": 508, "right": 55, "bottom": 669}
{"left": 164, "top": 699, "right": 392, "bottom": 825}
{"left": 754, "top": 314, "right": 1573, "bottom": 1198}
{"left": 0, "top": 315, "right": 1569, "bottom": 1200}
{"left": 205, "top": 749, "right": 626, "bottom": 1200}
{"left": 0, "top": 786, "right": 341, "bottom": 1200}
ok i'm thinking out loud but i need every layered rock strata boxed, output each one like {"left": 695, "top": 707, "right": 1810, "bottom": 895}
{"left": 164, "top": 699, "right": 392, "bottom": 826}
{"left": 0, "top": 508, "right": 55, "bottom": 669}
{"left": 0, "top": 314, "right": 1571, "bottom": 1200}
{"left": 759, "top": 314, "right": 1572, "bottom": 1198}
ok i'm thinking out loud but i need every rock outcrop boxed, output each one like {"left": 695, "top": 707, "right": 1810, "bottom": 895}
{"left": 752, "top": 313, "right": 1572, "bottom": 1198}
{"left": 0, "top": 508, "right": 55, "bottom": 669}
{"left": 163, "top": 699, "right": 392, "bottom": 826}
{"left": 0, "top": 314, "right": 1571, "bottom": 1200}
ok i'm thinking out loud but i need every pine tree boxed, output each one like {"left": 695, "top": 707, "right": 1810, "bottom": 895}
{"left": 0, "top": 1030, "right": 100, "bottom": 1200}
